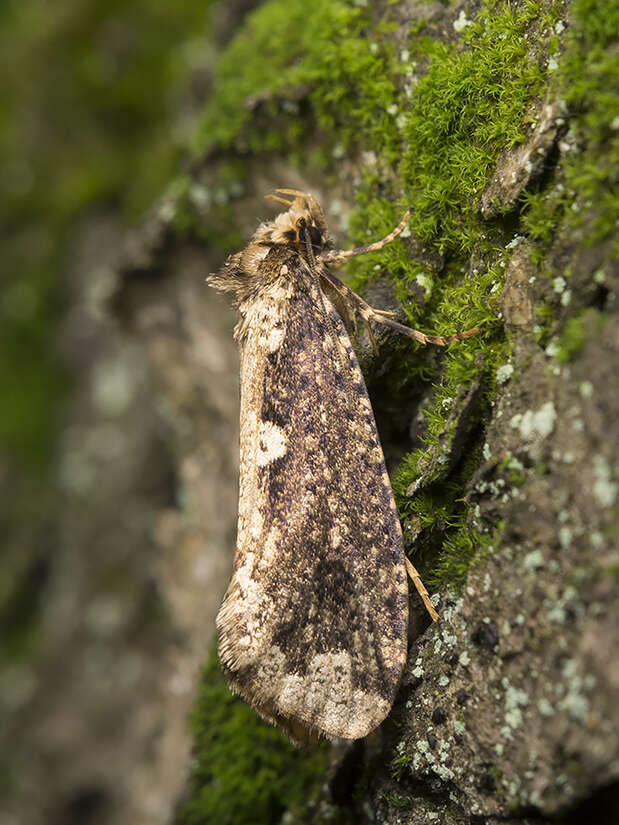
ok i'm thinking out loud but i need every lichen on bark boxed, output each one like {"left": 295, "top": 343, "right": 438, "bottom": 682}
{"left": 3, "top": 0, "right": 617, "bottom": 823}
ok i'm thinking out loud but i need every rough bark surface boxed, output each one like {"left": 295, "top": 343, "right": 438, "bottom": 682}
{"left": 2, "top": 0, "right": 617, "bottom": 824}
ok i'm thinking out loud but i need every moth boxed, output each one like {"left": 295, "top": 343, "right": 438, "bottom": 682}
{"left": 208, "top": 189, "right": 478, "bottom": 746}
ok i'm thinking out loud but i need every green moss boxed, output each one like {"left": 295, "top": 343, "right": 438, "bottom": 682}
{"left": 387, "top": 297, "right": 509, "bottom": 590}
{"left": 381, "top": 791, "right": 414, "bottom": 810}
{"left": 196, "top": 0, "right": 399, "bottom": 157}
{"left": 393, "top": 437, "right": 504, "bottom": 589}
{"left": 558, "top": 0, "right": 619, "bottom": 255}
{"left": 385, "top": 297, "right": 507, "bottom": 590}
{"left": 521, "top": 190, "right": 562, "bottom": 246}
{"left": 390, "top": 752, "right": 412, "bottom": 780}
{"left": 176, "top": 649, "right": 330, "bottom": 825}
{"left": 399, "top": 0, "right": 560, "bottom": 254}
{"left": 556, "top": 314, "right": 586, "bottom": 362}
{"left": 521, "top": 0, "right": 619, "bottom": 259}
{"left": 432, "top": 524, "right": 503, "bottom": 589}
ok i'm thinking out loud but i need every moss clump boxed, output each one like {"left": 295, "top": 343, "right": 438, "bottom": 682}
{"left": 176, "top": 649, "right": 330, "bottom": 825}
{"left": 399, "top": 0, "right": 562, "bottom": 254}
{"left": 196, "top": 0, "right": 399, "bottom": 156}
{"left": 384, "top": 263, "right": 507, "bottom": 589}
{"left": 522, "top": 0, "right": 619, "bottom": 258}
{"left": 432, "top": 524, "right": 504, "bottom": 589}
{"left": 556, "top": 314, "right": 586, "bottom": 362}
{"left": 393, "top": 459, "right": 502, "bottom": 590}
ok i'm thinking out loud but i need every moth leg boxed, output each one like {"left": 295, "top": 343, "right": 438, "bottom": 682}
{"left": 321, "top": 269, "right": 480, "bottom": 346}
{"left": 370, "top": 308, "right": 398, "bottom": 318}
{"left": 404, "top": 557, "right": 439, "bottom": 623}
{"left": 319, "top": 269, "right": 428, "bottom": 345}
{"left": 320, "top": 210, "right": 412, "bottom": 266}
{"left": 362, "top": 305, "right": 480, "bottom": 346}
{"left": 365, "top": 318, "right": 380, "bottom": 356}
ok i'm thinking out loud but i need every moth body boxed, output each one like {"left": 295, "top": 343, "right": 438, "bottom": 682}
{"left": 209, "top": 190, "right": 411, "bottom": 746}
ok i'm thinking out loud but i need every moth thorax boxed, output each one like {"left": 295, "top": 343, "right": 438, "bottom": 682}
{"left": 296, "top": 219, "right": 325, "bottom": 253}
{"left": 257, "top": 203, "right": 326, "bottom": 252}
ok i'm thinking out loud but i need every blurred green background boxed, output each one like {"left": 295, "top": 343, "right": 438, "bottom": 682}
{"left": 1, "top": 0, "right": 215, "bottom": 470}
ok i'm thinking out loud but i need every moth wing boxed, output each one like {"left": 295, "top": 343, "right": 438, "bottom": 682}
{"left": 217, "top": 262, "right": 409, "bottom": 745}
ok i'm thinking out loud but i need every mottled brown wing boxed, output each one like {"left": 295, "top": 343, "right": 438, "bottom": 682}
{"left": 216, "top": 259, "right": 409, "bottom": 746}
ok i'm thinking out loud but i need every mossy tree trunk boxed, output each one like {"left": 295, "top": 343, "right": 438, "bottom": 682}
{"left": 3, "top": 1, "right": 617, "bottom": 824}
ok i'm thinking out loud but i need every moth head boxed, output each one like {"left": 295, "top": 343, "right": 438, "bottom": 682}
{"left": 208, "top": 189, "right": 329, "bottom": 303}
{"left": 255, "top": 189, "right": 329, "bottom": 256}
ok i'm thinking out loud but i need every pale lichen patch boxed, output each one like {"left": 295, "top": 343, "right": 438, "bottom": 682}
{"left": 510, "top": 401, "right": 556, "bottom": 442}
{"left": 592, "top": 455, "right": 617, "bottom": 508}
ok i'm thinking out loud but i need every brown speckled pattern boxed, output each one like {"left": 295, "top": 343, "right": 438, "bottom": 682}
{"left": 210, "top": 196, "right": 408, "bottom": 746}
